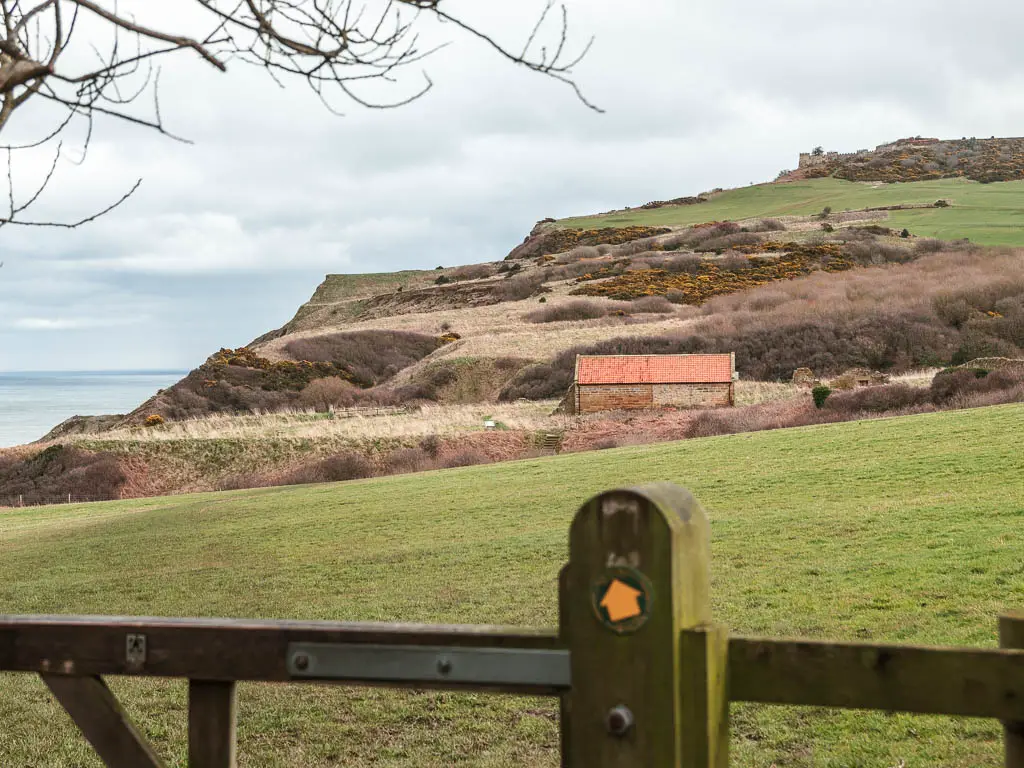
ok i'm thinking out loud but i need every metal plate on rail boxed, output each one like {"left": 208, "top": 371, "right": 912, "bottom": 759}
{"left": 287, "top": 643, "right": 571, "bottom": 689}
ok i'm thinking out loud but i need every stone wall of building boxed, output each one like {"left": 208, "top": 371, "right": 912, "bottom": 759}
{"left": 576, "top": 382, "right": 733, "bottom": 414}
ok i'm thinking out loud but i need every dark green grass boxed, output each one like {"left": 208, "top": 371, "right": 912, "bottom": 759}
{"left": 1, "top": 404, "right": 1023, "bottom": 766}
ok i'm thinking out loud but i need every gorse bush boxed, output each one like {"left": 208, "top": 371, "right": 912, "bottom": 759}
{"left": 812, "top": 386, "right": 831, "bottom": 408}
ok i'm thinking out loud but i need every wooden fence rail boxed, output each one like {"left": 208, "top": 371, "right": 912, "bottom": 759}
{"left": 1, "top": 482, "right": 1022, "bottom": 766}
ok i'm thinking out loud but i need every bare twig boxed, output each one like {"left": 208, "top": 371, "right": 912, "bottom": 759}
{"left": 0, "top": 0, "right": 598, "bottom": 227}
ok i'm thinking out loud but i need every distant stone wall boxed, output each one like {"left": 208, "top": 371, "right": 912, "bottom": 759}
{"left": 959, "top": 357, "right": 1024, "bottom": 373}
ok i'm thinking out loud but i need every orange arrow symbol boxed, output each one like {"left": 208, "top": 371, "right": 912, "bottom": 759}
{"left": 600, "top": 579, "right": 643, "bottom": 623}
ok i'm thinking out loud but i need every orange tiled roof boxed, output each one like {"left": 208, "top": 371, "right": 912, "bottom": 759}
{"left": 576, "top": 354, "right": 733, "bottom": 385}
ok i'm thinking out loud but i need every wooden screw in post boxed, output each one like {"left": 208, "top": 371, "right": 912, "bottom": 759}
{"left": 559, "top": 483, "right": 728, "bottom": 767}
{"left": 1002, "top": 612, "right": 1024, "bottom": 768}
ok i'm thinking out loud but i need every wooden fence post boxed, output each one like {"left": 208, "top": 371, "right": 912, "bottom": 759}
{"left": 1002, "top": 612, "right": 1024, "bottom": 768}
{"left": 559, "top": 483, "right": 728, "bottom": 767}
{"left": 188, "top": 680, "right": 238, "bottom": 768}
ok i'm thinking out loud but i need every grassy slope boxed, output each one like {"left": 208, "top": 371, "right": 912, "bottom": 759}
{"left": 307, "top": 271, "right": 434, "bottom": 303}
{"left": 558, "top": 177, "right": 1024, "bottom": 246}
{"left": 2, "top": 405, "right": 1023, "bottom": 766}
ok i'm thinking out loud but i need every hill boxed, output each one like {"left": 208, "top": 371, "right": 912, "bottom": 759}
{"left": 84, "top": 140, "right": 1024, "bottom": 434}
{"left": 2, "top": 404, "right": 1022, "bottom": 766}
{"left": 5, "top": 136, "right": 1024, "bottom": 506}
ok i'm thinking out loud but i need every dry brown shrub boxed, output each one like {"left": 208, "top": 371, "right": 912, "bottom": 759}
{"left": 546, "top": 261, "right": 603, "bottom": 281}
{"left": 494, "top": 273, "right": 546, "bottom": 301}
{"left": 285, "top": 330, "right": 441, "bottom": 387}
{"left": 931, "top": 368, "right": 1024, "bottom": 403}
{"left": 526, "top": 300, "right": 609, "bottom": 323}
{"left": 450, "top": 264, "right": 496, "bottom": 281}
{"left": 630, "top": 296, "right": 675, "bottom": 314}
{"left": 914, "top": 238, "right": 946, "bottom": 255}
{"left": 297, "top": 377, "right": 361, "bottom": 411}
{"left": 418, "top": 435, "right": 442, "bottom": 458}
{"left": 823, "top": 384, "right": 931, "bottom": 413}
{"left": 719, "top": 252, "right": 752, "bottom": 272}
{"left": 501, "top": 249, "right": 1024, "bottom": 400}
{"left": 439, "top": 449, "right": 492, "bottom": 469}
{"left": 0, "top": 445, "right": 128, "bottom": 505}
{"left": 565, "top": 245, "right": 601, "bottom": 261}
{"left": 281, "top": 452, "right": 375, "bottom": 485}
{"left": 383, "top": 447, "right": 434, "bottom": 475}
{"left": 696, "top": 232, "right": 762, "bottom": 253}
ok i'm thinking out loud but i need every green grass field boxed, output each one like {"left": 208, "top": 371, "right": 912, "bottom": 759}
{"left": 2, "top": 404, "right": 1023, "bottom": 766}
{"left": 558, "top": 177, "right": 1024, "bottom": 246}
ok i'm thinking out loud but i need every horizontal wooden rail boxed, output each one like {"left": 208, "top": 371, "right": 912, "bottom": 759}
{"left": 727, "top": 634, "right": 1024, "bottom": 720}
{"left": 6, "top": 615, "right": 1024, "bottom": 719}
{"left": 0, "top": 615, "right": 563, "bottom": 694}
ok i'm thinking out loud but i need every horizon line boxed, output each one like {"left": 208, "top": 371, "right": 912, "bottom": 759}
{"left": 0, "top": 369, "right": 188, "bottom": 375}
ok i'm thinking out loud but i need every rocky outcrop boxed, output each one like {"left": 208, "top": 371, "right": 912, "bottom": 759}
{"left": 796, "top": 136, "right": 1024, "bottom": 184}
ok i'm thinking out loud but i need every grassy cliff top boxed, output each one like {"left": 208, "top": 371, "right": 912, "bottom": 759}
{"left": 558, "top": 177, "right": 1024, "bottom": 246}
{"left": 307, "top": 270, "right": 435, "bottom": 303}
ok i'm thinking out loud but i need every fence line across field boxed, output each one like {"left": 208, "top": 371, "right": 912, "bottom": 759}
{"left": 1, "top": 482, "right": 1022, "bottom": 767}
{"left": 1, "top": 493, "right": 123, "bottom": 509}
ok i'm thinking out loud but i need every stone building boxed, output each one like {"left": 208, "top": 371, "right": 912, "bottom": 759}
{"left": 572, "top": 354, "right": 736, "bottom": 414}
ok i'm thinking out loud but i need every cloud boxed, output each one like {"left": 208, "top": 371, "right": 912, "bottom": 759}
{"left": 4, "top": 0, "right": 1024, "bottom": 370}
{"left": 52, "top": 213, "right": 355, "bottom": 274}
{"left": 11, "top": 316, "right": 141, "bottom": 330}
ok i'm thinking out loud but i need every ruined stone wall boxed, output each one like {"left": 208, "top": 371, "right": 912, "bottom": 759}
{"left": 798, "top": 149, "right": 868, "bottom": 169}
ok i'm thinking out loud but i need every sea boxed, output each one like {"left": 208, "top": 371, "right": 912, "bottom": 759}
{"left": 0, "top": 371, "right": 186, "bottom": 448}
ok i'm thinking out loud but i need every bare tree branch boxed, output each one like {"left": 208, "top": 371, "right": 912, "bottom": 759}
{"left": 0, "top": 0, "right": 598, "bottom": 228}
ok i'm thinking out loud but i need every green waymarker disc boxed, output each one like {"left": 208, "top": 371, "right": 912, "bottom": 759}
{"left": 591, "top": 566, "right": 654, "bottom": 634}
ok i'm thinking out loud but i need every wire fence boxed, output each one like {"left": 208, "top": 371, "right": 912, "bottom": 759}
{"left": 0, "top": 493, "right": 123, "bottom": 509}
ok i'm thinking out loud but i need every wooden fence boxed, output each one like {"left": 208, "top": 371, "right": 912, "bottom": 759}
{"left": 1, "top": 482, "right": 1023, "bottom": 766}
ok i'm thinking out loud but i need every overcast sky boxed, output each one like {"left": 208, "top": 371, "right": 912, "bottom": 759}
{"left": 3, "top": 0, "right": 1024, "bottom": 371}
